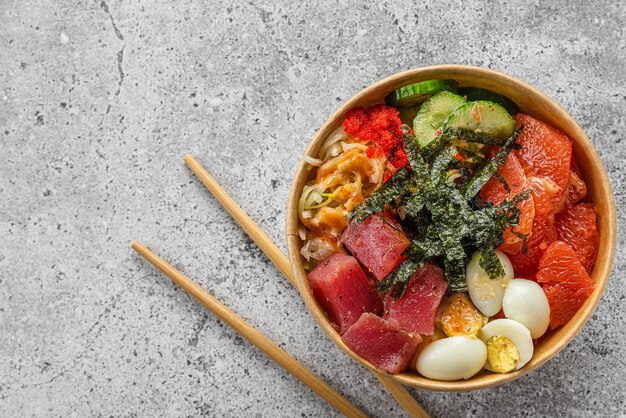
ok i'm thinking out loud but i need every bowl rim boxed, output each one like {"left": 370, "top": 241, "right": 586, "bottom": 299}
{"left": 285, "top": 64, "right": 617, "bottom": 391}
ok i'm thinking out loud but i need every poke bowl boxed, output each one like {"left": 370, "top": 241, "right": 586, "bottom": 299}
{"left": 286, "top": 65, "right": 616, "bottom": 391}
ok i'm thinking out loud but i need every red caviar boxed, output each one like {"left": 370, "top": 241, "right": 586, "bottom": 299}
{"left": 343, "top": 105, "right": 407, "bottom": 180}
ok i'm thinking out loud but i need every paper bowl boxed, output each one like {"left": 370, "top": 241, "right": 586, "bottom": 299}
{"left": 286, "top": 65, "right": 616, "bottom": 391}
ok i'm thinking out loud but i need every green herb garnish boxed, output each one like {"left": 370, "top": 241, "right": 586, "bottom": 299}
{"left": 349, "top": 166, "right": 414, "bottom": 223}
{"left": 348, "top": 124, "right": 526, "bottom": 297}
{"left": 378, "top": 257, "right": 422, "bottom": 297}
{"left": 456, "top": 128, "right": 523, "bottom": 147}
{"left": 460, "top": 128, "right": 521, "bottom": 200}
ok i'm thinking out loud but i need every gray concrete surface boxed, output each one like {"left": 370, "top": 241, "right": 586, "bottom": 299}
{"left": 1, "top": 1, "right": 625, "bottom": 417}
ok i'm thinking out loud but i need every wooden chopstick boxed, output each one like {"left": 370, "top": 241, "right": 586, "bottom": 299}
{"left": 131, "top": 241, "right": 367, "bottom": 418}
{"left": 183, "top": 154, "right": 430, "bottom": 418}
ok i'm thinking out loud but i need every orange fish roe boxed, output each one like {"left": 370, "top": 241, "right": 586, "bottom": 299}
{"left": 342, "top": 105, "right": 407, "bottom": 180}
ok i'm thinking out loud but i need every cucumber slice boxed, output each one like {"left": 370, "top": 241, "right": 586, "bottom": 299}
{"left": 443, "top": 101, "right": 515, "bottom": 139}
{"left": 459, "top": 87, "right": 519, "bottom": 115}
{"left": 385, "top": 79, "right": 459, "bottom": 107}
{"left": 398, "top": 106, "right": 420, "bottom": 126}
{"left": 412, "top": 91, "right": 466, "bottom": 148}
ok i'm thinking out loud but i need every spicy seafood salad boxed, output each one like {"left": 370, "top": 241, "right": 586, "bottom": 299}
{"left": 298, "top": 80, "right": 599, "bottom": 380}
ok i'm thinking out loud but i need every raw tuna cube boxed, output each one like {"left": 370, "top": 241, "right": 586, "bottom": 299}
{"left": 342, "top": 313, "right": 421, "bottom": 374}
{"left": 384, "top": 263, "right": 447, "bottom": 335}
{"left": 341, "top": 213, "right": 410, "bottom": 281}
{"left": 308, "top": 253, "right": 382, "bottom": 334}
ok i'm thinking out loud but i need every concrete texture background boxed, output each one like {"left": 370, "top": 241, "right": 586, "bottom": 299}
{"left": 1, "top": 0, "right": 624, "bottom": 416}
